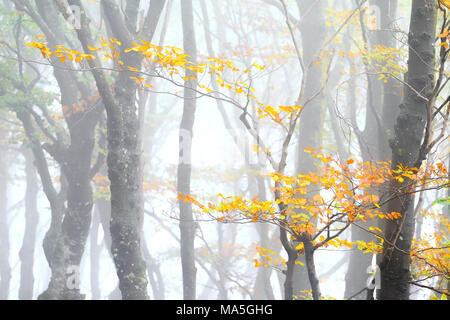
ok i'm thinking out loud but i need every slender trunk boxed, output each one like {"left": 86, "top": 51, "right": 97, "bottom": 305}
{"left": 373, "top": 0, "right": 402, "bottom": 159}
{"left": 215, "top": 223, "right": 228, "bottom": 300}
{"left": 0, "top": 132, "right": 10, "bottom": 299}
{"left": 253, "top": 224, "right": 276, "bottom": 300}
{"left": 251, "top": 175, "right": 275, "bottom": 300}
{"left": 293, "top": 0, "right": 327, "bottom": 297}
{"left": 90, "top": 205, "right": 101, "bottom": 300}
{"left": 284, "top": 251, "right": 296, "bottom": 300}
{"left": 344, "top": 72, "right": 378, "bottom": 298}
{"left": 142, "top": 240, "right": 165, "bottom": 300}
{"left": 18, "top": 149, "right": 39, "bottom": 300}
{"left": 178, "top": 0, "right": 198, "bottom": 300}
{"left": 304, "top": 239, "right": 321, "bottom": 300}
{"left": 16, "top": 110, "right": 66, "bottom": 300}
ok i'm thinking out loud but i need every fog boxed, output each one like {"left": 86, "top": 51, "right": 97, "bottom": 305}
{"left": 0, "top": 0, "right": 448, "bottom": 301}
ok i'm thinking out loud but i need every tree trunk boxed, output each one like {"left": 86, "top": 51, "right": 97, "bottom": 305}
{"left": 379, "top": 0, "right": 437, "bottom": 300}
{"left": 23, "top": 0, "right": 101, "bottom": 299}
{"left": 14, "top": 110, "right": 66, "bottom": 300}
{"left": 68, "top": 0, "right": 165, "bottom": 300}
{"left": 0, "top": 130, "right": 10, "bottom": 300}
{"left": 107, "top": 64, "right": 149, "bottom": 299}
{"left": 304, "top": 238, "right": 321, "bottom": 300}
{"left": 90, "top": 205, "right": 102, "bottom": 300}
{"left": 178, "top": 0, "right": 198, "bottom": 300}
{"left": 293, "top": 0, "right": 327, "bottom": 298}
{"left": 284, "top": 250, "right": 297, "bottom": 300}
{"left": 251, "top": 174, "right": 275, "bottom": 300}
{"left": 345, "top": 0, "right": 401, "bottom": 299}
{"left": 18, "top": 148, "right": 39, "bottom": 300}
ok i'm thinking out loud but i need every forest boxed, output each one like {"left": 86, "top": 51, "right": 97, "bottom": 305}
{"left": 0, "top": 0, "right": 448, "bottom": 301}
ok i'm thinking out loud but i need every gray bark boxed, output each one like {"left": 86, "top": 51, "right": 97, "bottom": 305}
{"left": 8, "top": 0, "right": 103, "bottom": 299}
{"left": 90, "top": 205, "right": 102, "bottom": 300}
{"left": 0, "top": 130, "right": 10, "bottom": 300}
{"left": 178, "top": 0, "right": 198, "bottom": 300}
{"left": 18, "top": 149, "right": 39, "bottom": 300}
{"left": 68, "top": 0, "right": 165, "bottom": 299}
{"left": 292, "top": 0, "right": 327, "bottom": 298}
{"left": 380, "top": 0, "right": 437, "bottom": 300}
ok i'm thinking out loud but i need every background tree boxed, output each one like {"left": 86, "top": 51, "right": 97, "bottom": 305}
{"left": 178, "top": 0, "right": 198, "bottom": 300}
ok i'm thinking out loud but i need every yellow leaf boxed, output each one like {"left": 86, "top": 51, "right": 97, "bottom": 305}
{"left": 369, "top": 226, "right": 382, "bottom": 233}
{"left": 313, "top": 194, "right": 324, "bottom": 203}
{"left": 440, "top": 0, "right": 450, "bottom": 9}
{"left": 252, "top": 62, "right": 266, "bottom": 70}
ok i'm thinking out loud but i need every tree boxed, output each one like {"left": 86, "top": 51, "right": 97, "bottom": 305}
{"left": 345, "top": 0, "right": 403, "bottom": 299}
{"left": 59, "top": 0, "right": 166, "bottom": 299}
{"left": 178, "top": 0, "right": 198, "bottom": 300}
{"left": 380, "top": 0, "right": 440, "bottom": 300}
{"left": 291, "top": 0, "right": 328, "bottom": 298}
{"left": 0, "top": 126, "right": 11, "bottom": 299}
{"left": 3, "top": 0, "right": 104, "bottom": 299}
{"left": 18, "top": 148, "right": 39, "bottom": 300}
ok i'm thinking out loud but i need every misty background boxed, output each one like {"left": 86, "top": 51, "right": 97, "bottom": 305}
{"left": 0, "top": 0, "right": 448, "bottom": 300}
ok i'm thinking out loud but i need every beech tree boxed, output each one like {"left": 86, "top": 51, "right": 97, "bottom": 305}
{"left": 380, "top": 0, "right": 441, "bottom": 300}
{"left": 178, "top": 0, "right": 198, "bottom": 300}
{"left": 58, "top": 0, "right": 166, "bottom": 299}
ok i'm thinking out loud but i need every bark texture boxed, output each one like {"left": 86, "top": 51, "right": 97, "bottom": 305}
{"left": 66, "top": 0, "right": 165, "bottom": 299}
{"left": 178, "top": 0, "right": 198, "bottom": 300}
{"left": 379, "top": 0, "right": 437, "bottom": 300}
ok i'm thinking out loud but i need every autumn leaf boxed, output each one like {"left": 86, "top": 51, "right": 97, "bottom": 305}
{"left": 432, "top": 197, "right": 450, "bottom": 206}
{"left": 440, "top": 0, "right": 450, "bottom": 9}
